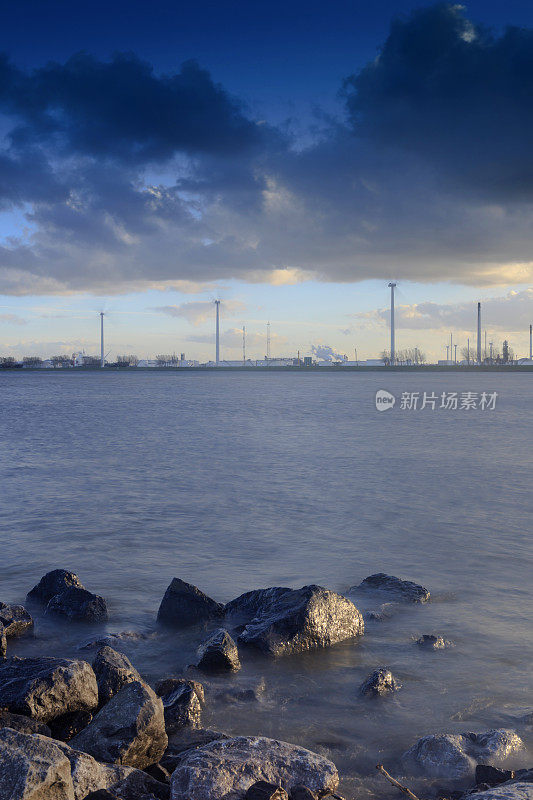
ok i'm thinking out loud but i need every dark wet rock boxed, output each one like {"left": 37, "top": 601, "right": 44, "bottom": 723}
{"left": 197, "top": 628, "right": 241, "bottom": 672}
{"left": 93, "top": 646, "right": 142, "bottom": 706}
{"left": 161, "top": 729, "right": 229, "bottom": 773}
{"left": 46, "top": 587, "right": 108, "bottom": 622}
{"left": 0, "top": 709, "right": 51, "bottom": 735}
{"left": 353, "top": 573, "right": 430, "bottom": 603}
{"left": 0, "top": 656, "right": 98, "bottom": 722}
{"left": 289, "top": 787, "right": 318, "bottom": 800}
{"left": 71, "top": 680, "right": 167, "bottom": 769}
{"left": 49, "top": 709, "right": 94, "bottom": 741}
{"left": 79, "top": 631, "right": 155, "bottom": 650}
{"left": 145, "top": 763, "right": 171, "bottom": 784}
{"left": 157, "top": 578, "right": 224, "bottom": 628}
{"left": 0, "top": 625, "right": 5, "bottom": 659}
{"left": 162, "top": 682, "right": 203, "bottom": 733}
{"left": 359, "top": 668, "right": 401, "bottom": 697}
{"left": 213, "top": 680, "right": 265, "bottom": 704}
{"left": 363, "top": 602, "right": 398, "bottom": 622}
{"left": 226, "top": 585, "right": 363, "bottom": 657}
{"left": 85, "top": 792, "right": 118, "bottom": 800}
{"left": 0, "top": 602, "right": 34, "bottom": 638}
{"left": 156, "top": 678, "right": 205, "bottom": 706}
{"left": 466, "top": 784, "right": 533, "bottom": 799}
{"left": 245, "top": 781, "right": 289, "bottom": 800}
{"left": 109, "top": 770, "right": 170, "bottom": 800}
{"left": 417, "top": 634, "right": 453, "bottom": 650}
{"left": 170, "top": 736, "right": 338, "bottom": 800}
{"left": 475, "top": 766, "right": 515, "bottom": 786}
{"left": 0, "top": 726, "right": 74, "bottom": 799}
{"left": 28, "top": 569, "right": 85, "bottom": 603}
{"left": 402, "top": 729, "right": 524, "bottom": 780}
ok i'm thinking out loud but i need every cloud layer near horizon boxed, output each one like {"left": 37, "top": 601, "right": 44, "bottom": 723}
{"left": 2, "top": 4, "right": 533, "bottom": 295}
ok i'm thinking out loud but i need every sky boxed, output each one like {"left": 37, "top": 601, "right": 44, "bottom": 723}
{"left": 1, "top": 0, "right": 533, "bottom": 362}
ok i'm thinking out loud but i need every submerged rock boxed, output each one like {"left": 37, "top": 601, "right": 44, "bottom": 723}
{"left": 467, "top": 784, "right": 533, "bottom": 799}
{"left": 71, "top": 679, "right": 167, "bottom": 769}
{"left": 226, "top": 585, "right": 363, "bottom": 657}
{"left": 359, "top": 668, "right": 401, "bottom": 696}
{"left": 402, "top": 729, "right": 524, "bottom": 780}
{"left": 353, "top": 573, "right": 430, "bottom": 603}
{"left": 162, "top": 682, "right": 203, "bottom": 733}
{"left": 157, "top": 578, "right": 224, "bottom": 627}
{"left": 27, "top": 569, "right": 85, "bottom": 603}
{"left": 93, "top": 646, "right": 141, "bottom": 705}
{"left": 0, "top": 710, "right": 51, "bottom": 736}
{"left": 79, "top": 631, "right": 154, "bottom": 650}
{"left": 416, "top": 634, "right": 453, "bottom": 650}
{"left": 0, "top": 602, "right": 33, "bottom": 638}
{"left": 0, "top": 656, "right": 98, "bottom": 722}
{"left": 170, "top": 735, "right": 339, "bottom": 800}
{"left": 197, "top": 629, "right": 241, "bottom": 672}
{"left": 46, "top": 587, "right": 108, "bottom": 623}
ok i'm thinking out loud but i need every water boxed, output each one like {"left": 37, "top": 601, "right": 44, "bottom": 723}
{"left": 1, "top": 370, "right": 532, "bottom": 797}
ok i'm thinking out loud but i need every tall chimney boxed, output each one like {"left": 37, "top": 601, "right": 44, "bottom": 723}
{"left": 214, "top": 300, "right": 220, "bottom": 364}
{"left": 388, "top": 282, "right": 396, "bottom": 364}
{"left": 530, "top": 324, "right": 532, "bottom": 361}
{"left": 100, "top": 312, "right": 105, "bottom": 368}
{"left": 477, "top": 302, "right": 481, "bottom": 364}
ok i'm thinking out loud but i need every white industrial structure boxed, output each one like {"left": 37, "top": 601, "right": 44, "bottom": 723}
{"left": 388, "top": 282, "right": 396, "bottom": 364}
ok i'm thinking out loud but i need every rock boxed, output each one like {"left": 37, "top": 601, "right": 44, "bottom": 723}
{"left": 226, "top": 585, "right": 363, "bottom": 657}
{"left": 28, "top": 569, "right": 85, "bottom": 603}
{"left": 353, "top": 573, "right": 430, "bottom": 603}
{"left": 0, "top": 602, "right": 34, "bottom": 638}
{"left": 0, "top": 726, "right": 75, "bottom": 799}
{"left": 359, "top": 668, "right": 401, "bottom": 696}
{"left": 145, "top": 763, "right": 171, "bottom": 783}
{"left": 289, "top": 787, "right": 317, "bottom": 800}
{"left": 156, "top": 678, "right": 205, "bottom": 706}
{"left": 162, "top": 682, "right": 203, "bottom": 733}
{"left": 0, "top": 710, "right": 52, "bottom": 735}
{"left": 402, "top": 729, "right": 524, "bottom": 780}
{"left": 476, "top": 766, "right": 515, "bottom": 787}
{"left": 170, "top": 735, "right": 339, "bottom": 800}
{"left": 197, "top": 629, "right": 241, "bottom": 672}
{"left": 0, "top": 656, "right": 98, "bottom": 722}
{"left": 85, "top": 792, "right": 118, "bottom": 800}
{"left": 245, "top": 781, "right": 289, "bottom": 800}
{"left": 157, "top": 578, "right": 224, "bottom": 628}
{"left": 0, "top": 625, "right": 6, "bottom": 659}
{"left": 416, "top": 634, "right": 452, "bottom": 649}
{"left": 213, "top": 683, "right": 264, "bottom": 704}
{"left": 79, "top": 631, "right": 154, "bottom": 650}
{"left": 93, "top": 646, "right": 142, "bottom": 705}
{"left": 161, "top": 729, "right": 229, "bottom": 773}
{"left": 49, "top": 709, "right": 94, "bottom": 741}
{"left": 46, "top": 587, "right": 108, "bottom": 622}
{"left": 467, "top": 784, "right": 533, "bottom": 799}
{"left": 71, "top": 680, "right": 167, "bottom": 769}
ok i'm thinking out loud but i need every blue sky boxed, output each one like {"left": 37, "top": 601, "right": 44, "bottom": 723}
{"left": 1, "top": 1, "right": 533, "bottom": 361}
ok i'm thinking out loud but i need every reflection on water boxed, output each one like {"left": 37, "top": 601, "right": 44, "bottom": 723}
{"left": 1, "top": 370, "right": 532, "bottom": 797}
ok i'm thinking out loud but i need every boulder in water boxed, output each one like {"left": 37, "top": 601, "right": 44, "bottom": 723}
{"left": 27, "top": 569, "right": 85, "bottom": 603}
{"left": 46, "top": 587, "right": 108, "bottom": 622}
{"left": 0, "top": 656, "right": 98, "bottom": 722}
{"left": 352, "top": 573, "right": 430, "bottom": 603}
{"left": 416, "top": 634, "right": 453, "bottom": 649}
{"left": 161, "top": 682, "right": 203, "bottom": 733}
{"left": 226, "top": 585, "right": 363, "bottom": 657}
{"left": 197, "top": 629, "right": 241, "bottom": 672}
{"left": 156, "top": 677, "right": 205, "bottom": 706}
{"left": 71, "top": 680, "right": 167, "bottom": 769}
{"left": 93, "top": 646, "right": 141, "bottom": 705}
{"left": 170, "top": 735, "right": 339, "bottom": 800}
{"left": 0, "top": 602, "right": 33, "bottom": 638}
{"left": 157, "top": 578, "right": 224, "bottom": 627}
{"left": 359, "top": 668, "right": 401, "bottom": 696}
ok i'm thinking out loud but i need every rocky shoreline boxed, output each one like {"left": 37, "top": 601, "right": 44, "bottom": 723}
{"left": 0, "top": 570, "right": 530, "bottom": 800}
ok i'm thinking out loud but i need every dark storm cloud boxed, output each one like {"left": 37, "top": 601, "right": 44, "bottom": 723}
{"left": 2, "top": 4, "right": 533, "bottom": 295}
{"left": 0, "top": 53, "right": 262, "bottom": 162}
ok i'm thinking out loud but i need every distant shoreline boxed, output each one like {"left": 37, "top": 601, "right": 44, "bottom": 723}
{"left": 3, "top": 364, "right": 533, "bottom": 373}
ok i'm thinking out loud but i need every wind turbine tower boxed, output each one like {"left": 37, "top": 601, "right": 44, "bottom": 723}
{"left": 530, "top": 324, "right": 532, "bottom": 360}
{"left": 100, "top": 312, "right": 105, "bottom": 368}
{"left": 214, "top": 300, "right": 220, "bottom": 364}
{"left": 266, "top": 321, "right": 271, "bottom": 360}
{"left": 388, "top": 282, "right": 396, "bottom": 365}
{"left": 477, "top": 302, "right": 482, "bottom": 364}
{"left": 242, "top": 325, "right": 246, "bottom": 364}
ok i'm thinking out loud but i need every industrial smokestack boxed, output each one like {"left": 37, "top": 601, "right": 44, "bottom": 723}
{"left": 214, "top": 300, "right": 220, "bottom": 364}
{"left": 100, "top": 312, "right": 105, "bottom": 368}
{"left": 477, "top": 302, "right": 481, "bottom": 364}
{"left": 388, "top": 282, "right": 396, "bottom": 364}
{"left": 530, "top": 324, "right": 532, "bottom": 361}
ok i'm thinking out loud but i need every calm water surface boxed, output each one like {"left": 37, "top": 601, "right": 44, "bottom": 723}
{"left": 1, "top": 370, "right": 532, "bottom": 798}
